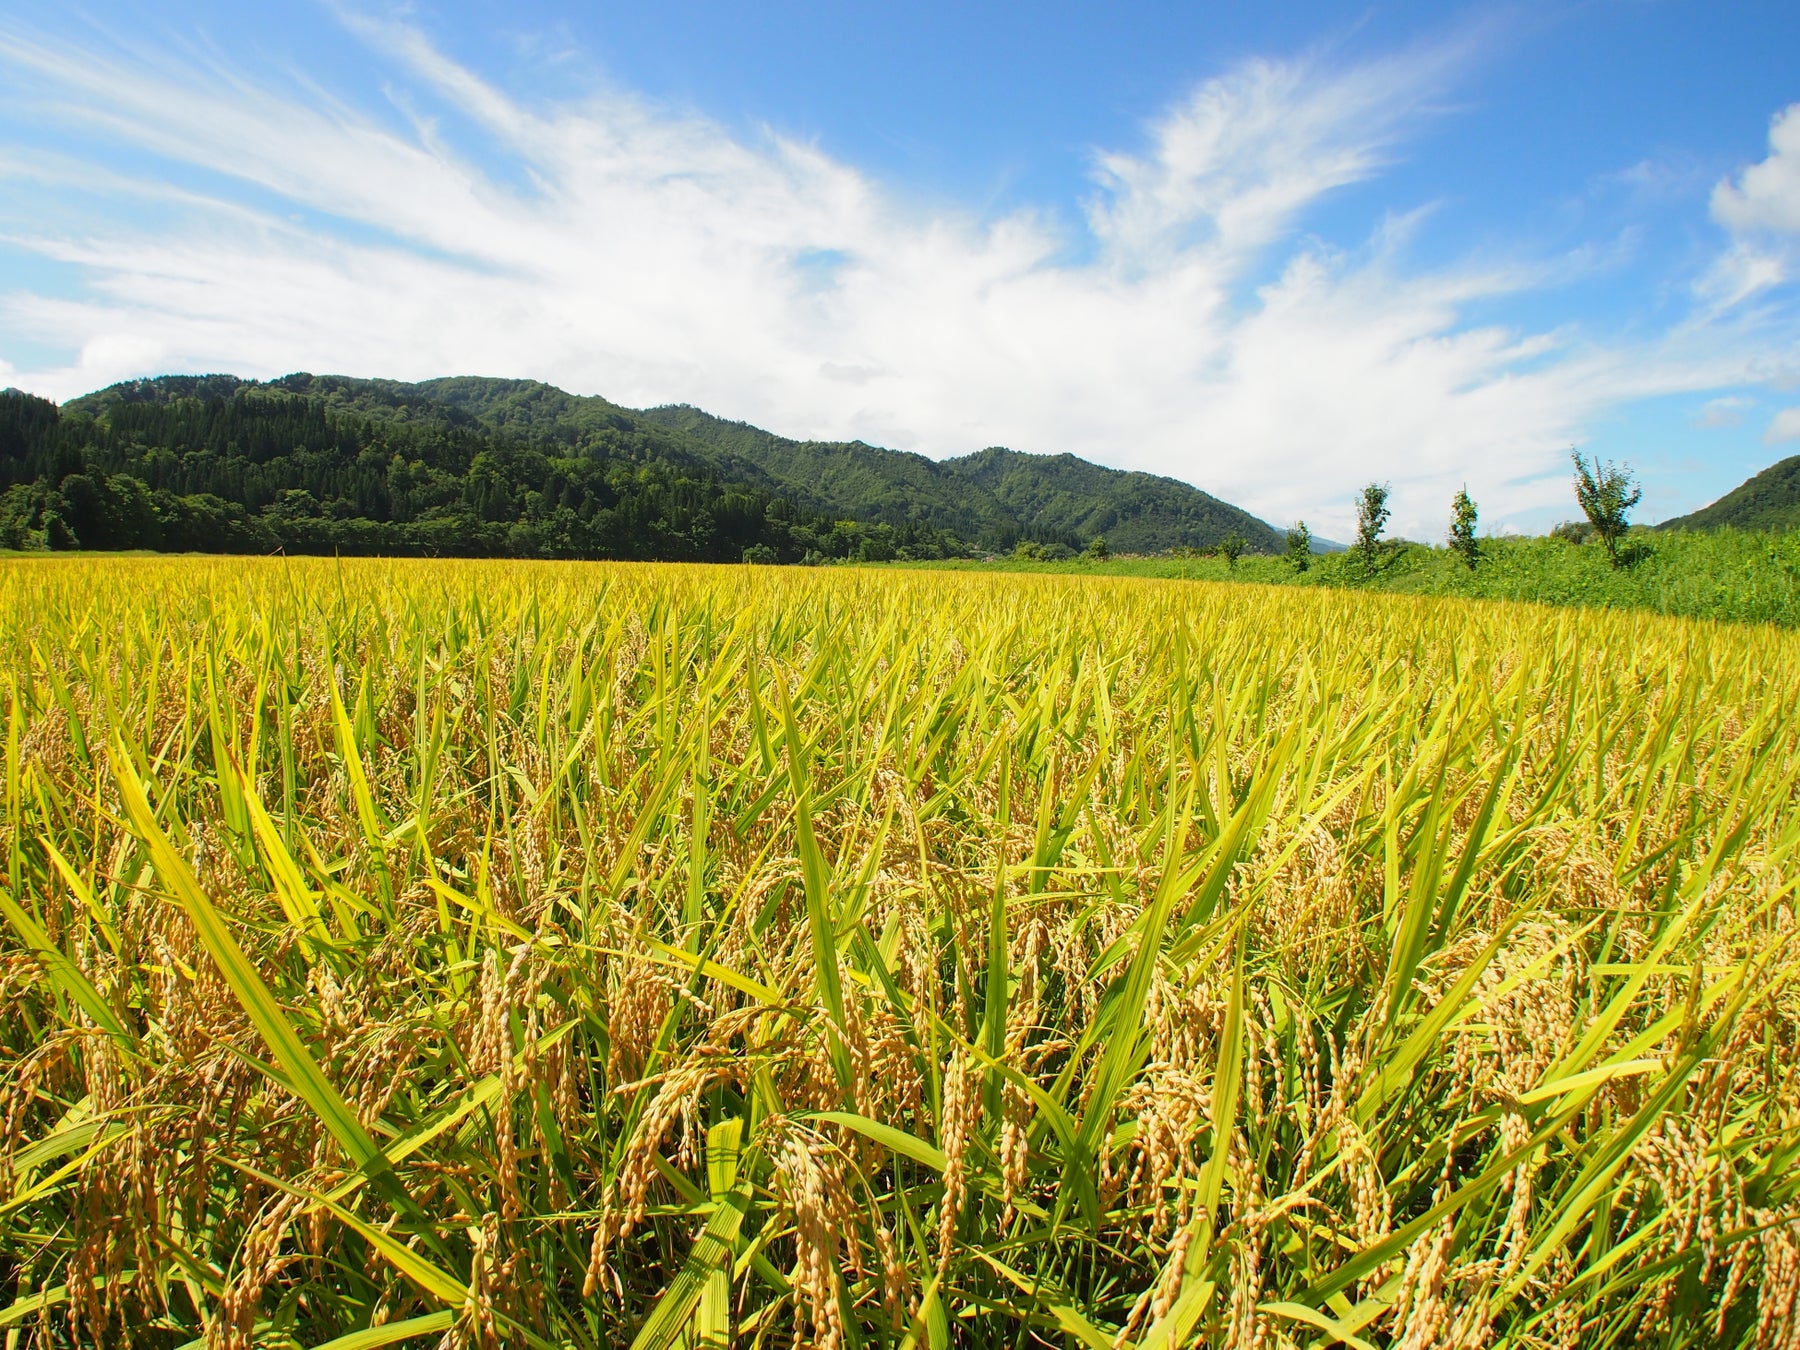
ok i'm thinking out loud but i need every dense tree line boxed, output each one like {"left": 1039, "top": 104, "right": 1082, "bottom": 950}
{"left": 0, "top": 387, "right": 967, "bottom": 562}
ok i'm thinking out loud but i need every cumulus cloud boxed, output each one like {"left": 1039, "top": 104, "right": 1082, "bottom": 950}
{"left": 0, "top": 16, "right": 1790, "bottom": 538}
{"left": 1704, "top": 103, "right": 1800, "bottom": 306}
{"left": 1767, "top": 408, "right": 1800, "bottom": 445}
{"left": 1714, "top": 104, "right": 1800, "bottom": 236}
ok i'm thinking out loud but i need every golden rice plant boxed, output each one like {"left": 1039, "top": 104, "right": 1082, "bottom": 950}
{"left": 1, "top": 554, "right": 1797, "bottom": 1348}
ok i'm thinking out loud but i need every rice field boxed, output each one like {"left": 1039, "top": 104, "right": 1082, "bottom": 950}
{"left": 1, "top": 555, "right": 1798, "bottom": 1349}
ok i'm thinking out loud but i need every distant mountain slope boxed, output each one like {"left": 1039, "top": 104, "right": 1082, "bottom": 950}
{"left": 49, "top": 370, "right": 1281, "bottom": 555}
{"left": 403, "top": 377, "right": 785, "bottom": 492}
{"left": 637, "top": 405, "right": 1029, "bottom": 545}
{"left": 16, "top": 375, "right": 952, "bottom": 562}
{"left": 946, "top": 446, "right": 1283, "bottom": 555}
{"left": 1656, "top": 456, "right": 1800, "bottom": 533}
{"left": 65, "top": 373, "right": 789, "bottom": 491}
{"left": 640, "top": 404, "right": 1280, "bottom": 553}
{"left": 317, "top": 375, "right": 1278, "bottom": 552}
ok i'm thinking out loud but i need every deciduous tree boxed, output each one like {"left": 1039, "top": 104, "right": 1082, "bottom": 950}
{"left": 1449, "top": 488, "right": 1480, "bottom": 569}
{"left": 1285, "top": 521, "right": 1311, "bottom": 572}
{"left": 1571, "top": 451, "right": 1641, "bottom": 567}
{"left": 1354, "top": 483, "right": 1390, "bottom": 573}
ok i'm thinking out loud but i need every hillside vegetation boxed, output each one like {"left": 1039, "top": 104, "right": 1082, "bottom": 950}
{"left": 2, "top": 378, "right": 957, "bottom": 563}
{"left": 635, "top": 405, "right": 1024, "bottom": 544}
{"left": 641, "top": 404, "right": 1282, "bottom": 553}
{"left": 2, "top": 556, "right": 1798, "bottom": 1347}
{"left": 4, "top": 373, "right": 1276, "bottom": 558}
{"left": 1656, "top": 455, "right": 1800, "bottom": 534}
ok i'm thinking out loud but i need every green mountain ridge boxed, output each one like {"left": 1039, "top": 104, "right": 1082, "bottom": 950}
{"left": 631, "top": 404, "right": 1024, "bottom": 543}
{"left": 49, "top": 372, "right": 1281, "bottom": 554}
{"left": 13, "top": 372, "right": 873, "bottom": 562}
{"left": 947, "top": 444, "right": 1283, "bottom": 553}
{"left": 1655, "top": 455, "right": 1800, "bottom": 534}
{"left": 62, "top": 372, "right": 780, "bottom": 492}
{"left": 640, "top": 402, "right": 1284, "bottom": 553}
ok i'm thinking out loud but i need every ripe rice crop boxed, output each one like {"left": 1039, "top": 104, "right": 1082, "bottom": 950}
{"left": 916, "top": 526, "right": 1800, "bottom": 631}
{"left": 1, "top": 555, "right": 1797, "bottom": 1348}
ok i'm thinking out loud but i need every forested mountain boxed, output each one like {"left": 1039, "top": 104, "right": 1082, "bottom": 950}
{"left": 3, "top": 371, "right": 1281, "bottom": 559}
{"left": 639, "top": 403, "right": 1280, "bottom": 552}
{"left": 4, "top": 379, "right": 947, "bottom": 561}
{"left": 636, "top": 405, "right": 1033, "bottom": 545}
{"left": 1655, "top": 455, "right": 1800, "bottom": 533}
{"left": 947, "top": 446, "right": 1282, "bottom": 554}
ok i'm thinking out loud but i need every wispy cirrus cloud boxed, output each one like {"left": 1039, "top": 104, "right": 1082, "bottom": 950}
{"left": 0, "top": 13, "right": 1792, "bottom": 538}
{"left": 1695, "top": 395, "right": 1754, "bottom": 428}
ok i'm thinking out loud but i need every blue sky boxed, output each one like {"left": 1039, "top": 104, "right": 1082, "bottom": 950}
{"left": 2, "top": 1, "right": 1798, "bottom": 538}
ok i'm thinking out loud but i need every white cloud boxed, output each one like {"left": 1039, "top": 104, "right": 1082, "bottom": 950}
{"left": 0, "top": 18, "right": 1791, "bottom": 539}
{"left": 1714, "top": 104, "right": 1800, "bottom": 236}
{"left": 1695, "top": 395, "right": 1753, "bottom": 428}
{"left": 1704, "top": 103, "right": 1800, "bottom": 306}
{"left": 1696, "top": 244, "right": 1788, "bottom": 309}
{"left": 1084, "top": 48, "right": 1451, "bottom": 270}
{"left": 1767, "top": 408, "right": 1800, "bottom": 445}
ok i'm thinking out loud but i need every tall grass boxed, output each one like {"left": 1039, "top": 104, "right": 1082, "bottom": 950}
{"left": 1, "top": 555, "right": 1797, "bottom": 1348}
